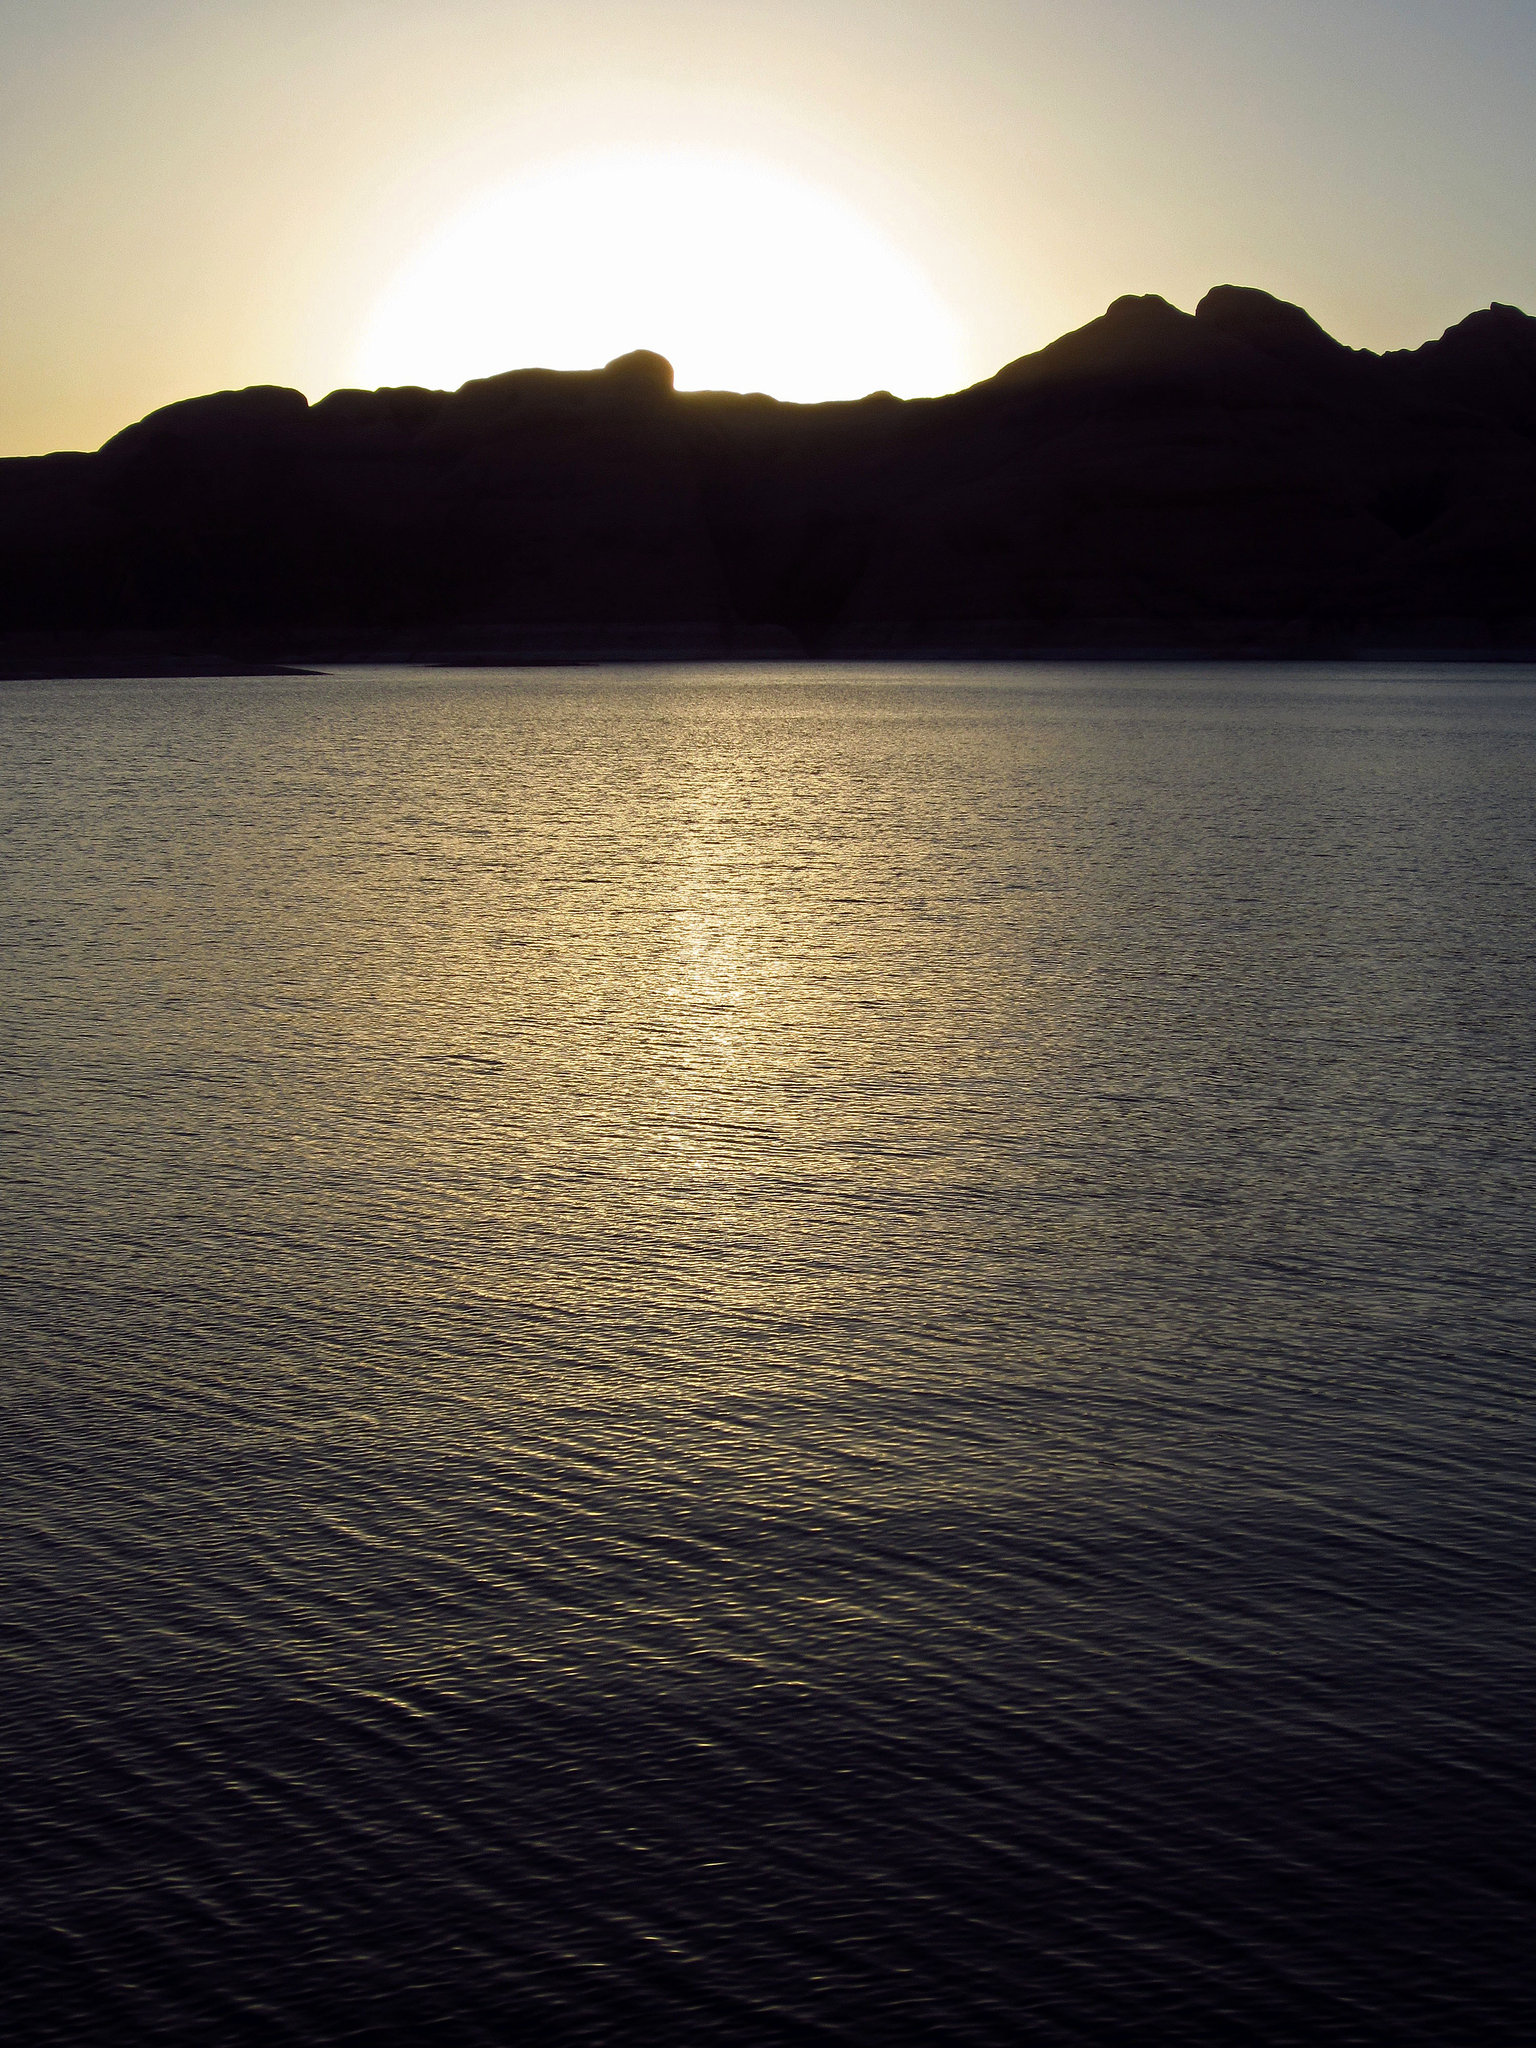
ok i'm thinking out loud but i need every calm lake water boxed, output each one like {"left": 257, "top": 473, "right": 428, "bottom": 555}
{"left": 2, "top": 663, "right": 1534, "bottom": 2045}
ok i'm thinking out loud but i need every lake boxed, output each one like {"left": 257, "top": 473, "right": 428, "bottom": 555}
{"left": 3, "top": 662, "right": 1533, "bottom": 2044}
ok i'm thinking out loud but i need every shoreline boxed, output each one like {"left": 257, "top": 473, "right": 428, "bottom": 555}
{"left": 6, "top": 625, "right": 1536, "bottom": 681}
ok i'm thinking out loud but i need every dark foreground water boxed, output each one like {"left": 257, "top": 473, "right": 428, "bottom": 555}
{"left": 2, "top": 663, "right": 1534, "bottom": 2046}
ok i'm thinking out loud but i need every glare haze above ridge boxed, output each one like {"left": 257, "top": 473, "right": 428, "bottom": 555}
{"left": 1, "top": 0, "right": 1534, "bottom": 453}
{"left": 357, "top": 152, "right": 968, "bottom": 403}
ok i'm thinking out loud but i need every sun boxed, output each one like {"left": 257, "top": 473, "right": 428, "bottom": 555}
{"left": 356, "top": 150, "right": 968, "bottom": 402}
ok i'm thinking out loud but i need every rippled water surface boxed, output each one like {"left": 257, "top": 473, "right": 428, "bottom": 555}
{"left": 3, "top": 663, "right": 1534, "bottom": 2045}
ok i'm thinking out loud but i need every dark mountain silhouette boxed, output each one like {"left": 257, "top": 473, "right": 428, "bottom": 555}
{"left": 3, "top": 287, "right": 1535, "bottom": 671}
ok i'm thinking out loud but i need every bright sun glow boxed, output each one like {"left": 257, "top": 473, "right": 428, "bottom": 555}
{"left": 357, "top": 150, "right": 968, "bottom": 401}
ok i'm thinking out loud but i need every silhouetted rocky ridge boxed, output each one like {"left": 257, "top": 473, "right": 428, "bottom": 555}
{"left": 4, "top": 287, "right": 1535, "bottom": 671}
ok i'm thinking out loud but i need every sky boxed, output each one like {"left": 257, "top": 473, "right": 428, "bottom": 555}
{"left": 2, "top": 0, "right": 1535, "bottom": 454}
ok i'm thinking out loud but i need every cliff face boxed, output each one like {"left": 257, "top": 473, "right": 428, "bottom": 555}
{"left": 3, "top": 289, "right": 1535, "bottom": 661}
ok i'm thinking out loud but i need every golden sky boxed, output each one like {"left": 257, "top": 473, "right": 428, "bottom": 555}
{"left": 3, "top": 0, "right": 1534, "bottom": 454}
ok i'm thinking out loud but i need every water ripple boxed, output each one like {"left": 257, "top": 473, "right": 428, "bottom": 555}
{"left": 2, "top": 663, "right": 1534, "bottom": 2044}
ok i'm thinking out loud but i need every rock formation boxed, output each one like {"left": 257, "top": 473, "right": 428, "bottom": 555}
{"left": 3, "top": 292, "right": 1534, "bottom": 668}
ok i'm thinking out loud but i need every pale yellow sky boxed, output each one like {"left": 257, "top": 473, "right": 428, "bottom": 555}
{"left": 3, "top": 0, "right": 1534, "bottom": 455}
